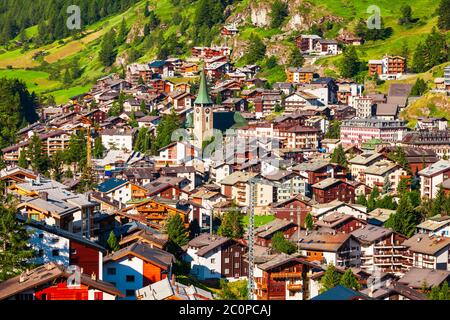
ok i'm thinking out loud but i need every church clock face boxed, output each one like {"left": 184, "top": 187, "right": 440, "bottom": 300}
{"left": 205, "top": 108, "right": 211, "bottom": 114}
{"left": 196, "top": 107, "right": 201, "bottom": 114}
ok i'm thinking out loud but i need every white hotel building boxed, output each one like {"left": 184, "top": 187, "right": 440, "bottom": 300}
{"left": 340, "top": 119, "right": 407, "bottom": 148}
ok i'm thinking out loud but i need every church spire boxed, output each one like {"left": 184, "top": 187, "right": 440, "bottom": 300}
{"left": 194, "top": 69, "right": 213, "bottom": 105}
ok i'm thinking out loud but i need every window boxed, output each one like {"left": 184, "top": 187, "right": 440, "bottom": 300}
{"left": 126, "top": 290, "right": 135, "bottom": 297}
{"left": 52, "top": 249, "right": 59, "bottom": 257}
{"left": 38, "top": 249, "right": 44, "bottom": 257}
{"left": 126, "top": 275, "right": 135, "bottom": 282}
{"left": 224, "top": 269, "right": 230, "bottom": 275}
{"left": 70, "top": 249, "right": 77, "bottom": 255}
{"left": 235, "top": 263, "right": 240, "bottom": 268}
{"left": 210, "top": 258, "right": 215, "bottom": 264}
{"left": 94, "top": 292, "right": 103, "bottom": 300}
{"left": 107, "top": 268, "right": 116, "bottom": 275}
{"left": 224, "top": 258, "right": 229, "bottom": 263}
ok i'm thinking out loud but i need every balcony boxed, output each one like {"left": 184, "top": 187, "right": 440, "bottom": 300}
{"left": 287, "top": 283, "right": 303, "bottom": 292}
{"left": 270, "top": 272, "right": 303, "bottom": 280}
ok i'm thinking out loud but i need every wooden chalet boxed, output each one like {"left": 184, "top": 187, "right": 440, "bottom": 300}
{"left": 118, "top": 198, "right": 189, "bottom": 230}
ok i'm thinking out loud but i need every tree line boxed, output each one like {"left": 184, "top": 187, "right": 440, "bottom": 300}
{"left": 0, "top": 0, "right": 140, "bottom": 46}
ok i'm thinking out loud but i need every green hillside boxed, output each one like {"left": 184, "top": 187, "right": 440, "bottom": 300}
{"left": 0, "top": 0, "right": 447, "bottom": 104}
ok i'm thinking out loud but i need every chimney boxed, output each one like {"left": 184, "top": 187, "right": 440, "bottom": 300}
{"left": 19, "top": 275, "right": 27, "bottom": 283}
{"left": 39, "top": 191, "right": 48, "bottom": 201}
{"left": 417, "top": 237, "right": 422, "bottom": 242}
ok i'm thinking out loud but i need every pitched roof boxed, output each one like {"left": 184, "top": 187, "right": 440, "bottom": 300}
{"left": 399, "top": 268, "right": 450, "bottom": 289}
{"left": 136, "top": 277, "right": 214, "bottom": 300}
{"left": 312, "top": 178, "right": 348, "bottom": 190}
{"left": 257, "top": 253, "right": 317, "bottom": 271}
{"left": 418, "top": 160, "right": 450, "bottom": 177}
{"left": 388, "top": 83, "right": 413, "bottom": 97}
{"left": 364, "top": 160, "right": 399, "bottom": 176}
{"left": 376, "top": 103, "right": 398, "bottom": 116}
{"left": 312, "top": 285, "right": 369, "bottom": 300}
{"left": 417, "top": 215, "right": 450, "bottom": 232}
{"left": 316, "top": 213, "right": 363, "bottom": 229}
{"left": 349, "top": 152, "right": 383, "bottom": 165}
{"left": 95, "top": 178, "right": 128, "bottom": 193}
{"left": 403, "top": 234, "right": 450, "bottom": 255}
{"left": 23, "top": 219, "right": 106, "bottom": 252}
{"left": 351, "top": 225, "right": 394, "bottom": 244}
{"left": 254, "top": 219, "right": 297, "bottom": 238}
{"left": 188, "top": 234, "right": 238, "bottom": 257}
{"left": 291, "top": 230, "right": 352, "bottom": 252}
{"left": 194, "top": 70, "right": 213, "bottom": 105}
{"left": 219, "top": 171, "right": 258, "bottom": 185}
{"left": 0, "top": 263, "right": 123, "bottom": 300}
{"left": 104, "top": 242, "right": 175, "bottom": 269}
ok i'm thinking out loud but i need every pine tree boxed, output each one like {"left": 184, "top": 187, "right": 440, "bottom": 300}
{"left": 340, "top": 269, "right": 360, "bottom": 291}
{"left": 412, "top": 42, "right": 427, "bottom": 73}
{"left": 432, "top": 185, "right": 447, "bottom": 217}
{"left": 305, "top": 212, "right": 314, "bottom": 230}
{"left": 325, "top": 121, "right": 341, "bottom": 139}
{"left": 93, "top": 136, "right": 105, "bottom": 159}
{"left": 107, "top": 231, "right": 120, "bottom": 252}
{"left": 367, "top": 187, "right": 380, "bottom": 212}
{"left": 0, "top": 206, "right": 35, "bottom": 281}
{"left": 382, "top": 175, "right": 392, "bottom": 195}
{"left": 165, "top": 213, "right": 188, "bottom": 247}
{"left": 116, "top": 18, "right": 128, "bottom": 45}
{"left": 320, "top": 264, "right": 342, "bottom": 293}
{"left": 385, "top": 195, "right": 418, "bottom": 237}
{"left": 270, "top": 0, "right": 289, "bottom": 28}
{"left": 410, "top": 78, "right": 428, "bottom": 96}
{"left": 99, "top": 29, "right": 117, "bottom": 67}
{"left": 437, "top": 0, "right": 450, "bottom": 30}
{"left": 397, "top": 178, "right": 410, "bottom": 195}
{"left": 18, "top": 151, "right": 28, "bottom": 169}
{"left": 398, "top": 5, "right": 413, "bottom": 25}
{"left": 27, "top": 133, "right": 49, "bottom": 174}
{"left": 50, "top": 150, "right": 65, "bottom": 182}
{"left": 134, "top": 127, "right": 151, "bottom": 153}
{"left": 140, "top": 100, "right": 147, "bottom": 114}
{"left": 356, "top": 194, "right": 368, "bottom": 207}
{"left": 339, "top": 46, "right": 361, "bottom": 78}
{"left": 271, "top": 232, "right": 297, "bottom": 254}
{"left": 330, "top": 144, "right": 348, "bottom": 167}
{"left": 440, "top": 281, "right": 449, "bottom": 300}
{"left": 218, "top": 207, "right": 244, "bottom": 239}
{"left": 245, "top": 34, "right": 266, "bottom": 64}
{"left": 63, "top": 68, "right": 71, "bottom": 85}
{"left": 152, "top": 109, "right": 181, "bottom": 153}
{"left": 289, "top": 47, "right": 305, "bottom": 68}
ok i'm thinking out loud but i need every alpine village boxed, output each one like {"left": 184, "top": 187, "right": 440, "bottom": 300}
{"left": 0, "top": 0, "right": 450, "bottom": 302}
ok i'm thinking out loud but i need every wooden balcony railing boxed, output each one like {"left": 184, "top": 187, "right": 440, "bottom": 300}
{"left": 270, "top": 272, "right": 303, "bottom": 279}
{"left": 287, "top": 284, "right": 303, "bottom": 292}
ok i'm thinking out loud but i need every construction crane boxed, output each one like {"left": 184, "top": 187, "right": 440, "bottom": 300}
{"left": 79, "top": 116, "right": 94, "bottom": 169}
{"left": 246, "top": 176, "right": 284, "bottom": 300}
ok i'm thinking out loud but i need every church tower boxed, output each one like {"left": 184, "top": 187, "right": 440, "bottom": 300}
{"left": 193, "top": 70, "right": 214, "bottom": 150}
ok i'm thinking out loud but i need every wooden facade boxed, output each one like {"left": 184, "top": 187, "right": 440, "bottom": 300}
{"left": 119, "top": 199, "right": 189, "bottom": 230}
{"left": 255, "top": 259, "right": 313, "bottom": 300}
{"left": 312, "top": 181, "right": 356, "bottom": 204}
